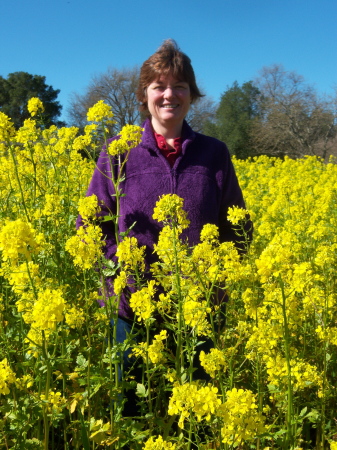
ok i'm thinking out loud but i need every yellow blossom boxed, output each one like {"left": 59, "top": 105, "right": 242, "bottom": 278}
{"left": 108, "top": 124, "right": 143, "bottom": 155}
{"left": 168, "top": 382, "right": 221, "bottom": 428}
{"left": 148, "top": 330, "right": 168, "bottom": 364}
{"left": 115, "top": 236, "right": 145, "bottom": 271}
{"left": 0, "top": 219, "right": 45, "bottom": 263}
{"left": 227, "top": 205, "right": 249, "bottom": 225}
{"left": 219, "top": 388, "right": 266, "bottom": 446}
{"left": 153, "top": 194, "right": 190, "bottom": 230}
{"left": 113, "top": 270, "right": 128, "bottom": 295}
{"left": 200, "top": 223, "right": 219, "bottom": 243}
{"left": 65, "top": 224, "right": 104, "bottom": 270}
{"left": 199, "top": 348, "right": 228, "bottom": 378}
{"left": 87, "top": 100, "right": 115, "bottom": 124}
{"left": 143, "top": 435, "right": 176, "bottom": 450}
{"left": 129, "top": 280, "right": 156, "bottom": 322}
{"left": 0, "top": 358, "right": 16, "bottom": 395}
{"left": 183, "top": 298, "right": 211, "bottom": 336}
{"left": 40, "top": 391, "right": 66, "bottom": 414}
{"left": 0, "top": 111, "right": 15, "bottom": 142}
{"left": 27, "top": 97, "right": 44, "bottom": 117}
{"left": 65, "top": 306, "right": 85, "bottom": 329}
{"left": 31, "top": 288, "right": 66, "bottom": 331}
{"left": 78, "top": 194, "right": 100, "bottom": 221}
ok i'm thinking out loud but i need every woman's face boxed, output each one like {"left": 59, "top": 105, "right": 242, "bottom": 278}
{"left": 146, "top": 73, "right": 191, "bottom": 132}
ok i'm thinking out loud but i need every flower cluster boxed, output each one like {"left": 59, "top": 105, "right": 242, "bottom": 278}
{"left": 199, "top": 348, "right": 228, "bottom": 378}
{"left": 143, "top": 435, "right": 176, "bottom": 450}
{"left": 219, "top": 388, "right": 266, "bottom": 446}
{"left": 0, "top": 111, "right": 15, "bottom": 144}
{"left": 65, "top": 224, "right": 104, "bottom": 270}
{"left": 115, "top": 236, "right": 145, "bottom": 272}
{"left": 40, "top": 391, "right": 66, "bottom": 414}
{"left": 153, "top": 194, "right": 190, "bottom": 230}
{"left": 27, "top": 97, "right": 44, "bottom": 117}
{"left": 168, "top": 382, "right": 221, "bottom": 428}
{"left": 108, "top": 124, "right": 143, "bottom": 156}
{"left": 0, "top": 219, "right": 45, "bottom": 263}
{"left": 86, "top": 100, "right": 115, "bottom": 124}
{"left": 0, "top": 359, "right": 16, "bottom": 395}
{"left": 129, "top": 280, "right": 156, "bottom": 322}
{"left": 78, "top": 194, "right": 100, "bottom": 221}
{"left": 148, "top": 330, "right": 168, "bottom": 364}
{"left": 183, "top": 299, "right": 211, "bottom": 336}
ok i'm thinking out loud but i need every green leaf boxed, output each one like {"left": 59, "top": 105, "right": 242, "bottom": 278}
{"left": 79, "top": 410, "right": 90, "bottom": 450}
{"left": 101, "top": 215, "right": 117, "bottom": 222}
{"left": 299, "top": 406, "right": 308, "bottom": 417}
{"left": 76, "top": 354, "right": 88, "bottom": 369}
{"left": 136, "top": 383, "right": 148, "bottom": 398}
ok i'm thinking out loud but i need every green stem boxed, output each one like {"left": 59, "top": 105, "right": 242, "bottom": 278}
{"left": 172, "top": 222, "right": 183, "bottom": 379}
{"left": 279, "top": 277, "right": 294, "bottom": 449}
{"left": 8, "top": 145, "right": 31, "bottom": 222}
{"left": 41, "top": 331, "right": 51, "bottom": 450}
{"left": 146, "top": 322, "right": 152, "bottom": 414}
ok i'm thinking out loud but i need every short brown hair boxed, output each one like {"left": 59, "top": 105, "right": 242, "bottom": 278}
{"left": 137, "top": 39, "right": 203, "bottom": 112}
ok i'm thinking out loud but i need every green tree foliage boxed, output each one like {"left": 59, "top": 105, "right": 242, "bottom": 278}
{"left": 0, "top": 72, "right": 64, "bottom": 128}
{"left": 204, "top": 81, "right": 261, "bottom": 158}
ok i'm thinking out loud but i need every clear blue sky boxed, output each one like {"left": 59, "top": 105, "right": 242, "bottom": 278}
{"left": 2, "top": 0, "right": 336, "bottom": 123}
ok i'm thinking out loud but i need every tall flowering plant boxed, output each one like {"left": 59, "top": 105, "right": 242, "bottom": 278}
{"left": 0, "top": 99, "right": 337, "bottom": 449}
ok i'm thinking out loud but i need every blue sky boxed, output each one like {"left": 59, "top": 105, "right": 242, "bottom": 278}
{"left": 2, "top": 0, "right": 336, "bottom": 123}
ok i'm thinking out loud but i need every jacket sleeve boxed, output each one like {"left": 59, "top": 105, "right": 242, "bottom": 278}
{"left": 76, "top": 150, "right": 117, "bottom": 261}
{"left": 218, "top": 150, "right": 253, "bottom": 253}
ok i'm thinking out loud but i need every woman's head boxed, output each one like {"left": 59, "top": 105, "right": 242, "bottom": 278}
{"left": 137, "top": 39, "right": 203, "bottom": 113}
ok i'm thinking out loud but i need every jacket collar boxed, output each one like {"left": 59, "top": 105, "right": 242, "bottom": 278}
{"left": 140, "top": 118, "right": 196, "bottom": 155}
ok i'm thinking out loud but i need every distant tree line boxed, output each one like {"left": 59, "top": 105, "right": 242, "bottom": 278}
{"left": 1, "top": 66, "right": 336, "bottom": 160}
{"left": 0, "top": 72, "right": 64, "bottom": 128}
{"left": 67, "top": 64, "right": 336, "bottom": 160}
{"left": 205, "top": 65, "right": 336, "bottom": 160}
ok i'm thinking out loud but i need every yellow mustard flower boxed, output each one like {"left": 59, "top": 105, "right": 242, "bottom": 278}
{"left": 65, "top": 224, "right": 104, "bottom": 270}
{"left": 219, "top": 388, "right": 266, "bottom": 446}
{"left": 129, "top": 280, "right": 156, "bottom": 322}
{"left": 86, "top": 100, "right": 115, "bottom": 124}
{"left": 108, "top": 124, "right": 143, "bottom": 156}
{"left": 31, "top": 288, "right": 66, "bottom": 331}
{"left": 153, "top": 194, "right": 190, "bottom": 230}
{"left": 27, "top": 97, "right": 44, "bottom": 117}
{"left": 168, "top": 382, "right": 221, "bottom": 428}
{"left": 0, "top": 358, "right": 16, "bottom": 395}
{"left": 40, "top": 391, "right": 66, "bottom": 414}
{"left": 0, "top": 219, "right": 45, "bottom": 263}
{"left": 143, "top": 435, "right": 176, "bottom": 450}
{"left": 115, "top": 236, "right": 145, "bottom": 272}
{"left": 65, "top": 306, "right": 85, "bottom": 329}
{"left": 199, "top": 348, "right": 228, "bottom": 378}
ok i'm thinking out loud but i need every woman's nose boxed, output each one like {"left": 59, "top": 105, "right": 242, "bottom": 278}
{"left": 164, "top": 87, "right": 175, "bottom": 98}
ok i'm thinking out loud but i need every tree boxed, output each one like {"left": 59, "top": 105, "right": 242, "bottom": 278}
{"left": 186, "top": 96, "right": 217, "bottom": 133}
{"left": 251, "top": 64, "right": 336, "bottom": 159}
{"left": 204, "top": 81, "right": 261, "bottom": 158}
{"left": 0, "top": 72, "right": 64, "bottom": 128}
{"left": 67, "top": 67, "right": 141, "bottom": 133}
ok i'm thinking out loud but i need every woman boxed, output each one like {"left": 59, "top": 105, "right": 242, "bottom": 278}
{"left": 80, "top": 39, "right": 251, "bottom": 413}
{"left": 83, "top": 39, "right": 250, "bottom": 314}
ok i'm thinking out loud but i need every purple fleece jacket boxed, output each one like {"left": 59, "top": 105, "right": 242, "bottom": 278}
{"left": 78, "top": 118, "right": 251, "bottom": 319}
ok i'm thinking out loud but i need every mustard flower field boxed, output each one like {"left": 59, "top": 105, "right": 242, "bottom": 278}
{"left": 0, "top": 100, "right": 337, "bottom": 450}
